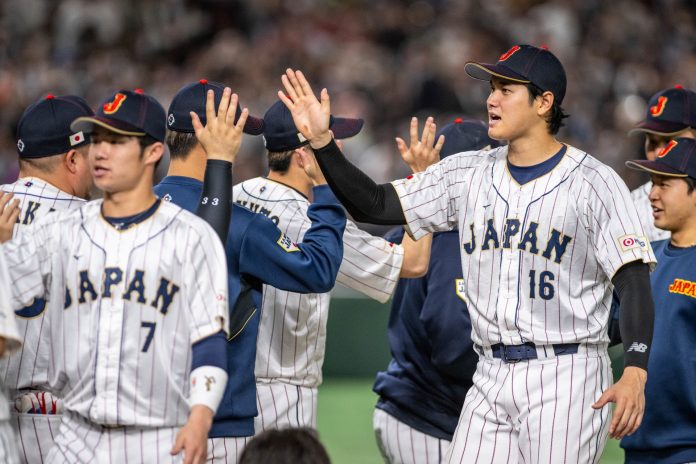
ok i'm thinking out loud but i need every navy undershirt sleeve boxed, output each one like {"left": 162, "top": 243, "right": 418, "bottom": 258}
{"left": 313, "top": 138, "right": 406, "bottom": 225}
{"left": 612, "top": 260, "right": 653, "bottom": 370}
{"left": 196, "top": 159, "right": 233, "bottom": 243}
{"left": 191, "top": 331, "right": 227, "bottom": 370}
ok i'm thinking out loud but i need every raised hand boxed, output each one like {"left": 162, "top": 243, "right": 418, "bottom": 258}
{"left": 296, "top": 148, "right": 328, "bottom": 186}
{"left": 0, "top": 192, "right": 20, "bottom": 243}
{"left": 278, "top": 69, "right": 332, "bottom": 148}
{"left": 190, "top": 88, "right": 249, "bottom": 163}
{"left": 396, "top": 116, "right": 445, "bottom": 174}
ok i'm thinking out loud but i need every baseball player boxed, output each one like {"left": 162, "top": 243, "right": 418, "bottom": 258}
{"left": 373, "top": 119, "right": 501, "bottom": 464}
{"left": 0, "top": 88, "right": 233, "bottom": 463}
{"left": 278, "top": 45, "right": 657, "bottom": 463}
{"left": 621, "top": 138, "right": 696, "bottom": 463}
{"left": 0, "top": 251, "right": 22, "bottom": 464}
{"left": 155, "top": 80, "right": 347, "bottom": 462}
{"left": 233, "top": 100, "right": 433, "bottom": 435}
{"left": 0, "top": 94, "right": 94, "bottom": 464}
{"left": 628, "top": 86, "right": 696, "bottom": 242}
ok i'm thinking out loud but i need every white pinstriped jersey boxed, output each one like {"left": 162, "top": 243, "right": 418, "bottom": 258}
{"left": 393, "top": 145, "right": 656, "bottom": 348}
{"left": 0, "top": 251, "right": 22, "bottom": 423}
{"left": 233, "top": 178, "right": 403, "bottom": 387}
{"left": 631, "top": 181, "right": 670, "bottom": 242}
{"left": 0, "top": 200, "right": 228, "bottom": 426}
{"left": 0, "top": 177, "right": 85, "bottom": 395}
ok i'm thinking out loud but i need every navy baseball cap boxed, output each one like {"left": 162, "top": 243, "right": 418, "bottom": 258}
{"left": 71, "top": 89, "right": 166, "bottom": 142}
{"left": 626, "top": 137, "right": 696, "bottom": 178}
{"left": 465, "top": 44, "right": 567, "bottom": 105}
{"left": 16, "top": 94, "right": 93, "bottom": 158}
{"left": 437, "top": 118, "right": 502, "bottom": 159}
{"left": 167, "top": 79, "right": 264, "bottom": 135}
{"left": 629, "top": 86, "right": 696, "bottom": 136}
{"left": 263, "top": 100, "right": 364, "bottom": 152}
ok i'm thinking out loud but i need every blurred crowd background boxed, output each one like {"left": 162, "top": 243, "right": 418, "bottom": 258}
{"left": 1, "top": 0, "right": 694, "bottom": 192}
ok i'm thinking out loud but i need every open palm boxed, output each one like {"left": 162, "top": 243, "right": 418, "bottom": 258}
{"left": 279, "top": 69, "right": 332, "bottom": 147}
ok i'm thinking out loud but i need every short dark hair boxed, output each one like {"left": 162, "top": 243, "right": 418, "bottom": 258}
{"left": 267, "top": 150, "right": 295, "bottom": 173}
{"left": 18, "top": 155, "right": 62, "bottom": 174}
{"left": 526, "top": 83, "right": 569, "bottom": 135}
{"left": 685, "top": 176, "right": 696, "bottom": 194}
{"left": 164, "top": 130, "right": 198, "bottom": 160}
{"left": 238, "top": 428, "right": 330, "bottom": 464}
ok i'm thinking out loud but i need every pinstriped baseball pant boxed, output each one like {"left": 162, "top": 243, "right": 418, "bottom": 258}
{"left": 445, "top": 347, "right": 612, "bottom": 464}
{"left": 373, "top": 408, "right": 449, "bottom": 464}
{"left": 254, "top": 383, "right": 318, "bottom": 432}
{"left": 206, "top": 436, "right": 250, "bottom": 464}
{"left": 46, "top": 412, "right": 184, "bottom": 463}
{"left": 13, "top": 412, "right": 61, "bottom": 464}
{"left": 0, "top": 419, "right": 20, "bottom": 464}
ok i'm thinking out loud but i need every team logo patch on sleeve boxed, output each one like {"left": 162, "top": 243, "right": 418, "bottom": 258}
{"left": 455, "top": 279, "right": 468, "bottom": 303}
{"left": 277, "top": 233, "right": 300, "bottom": 252}
{"left": 618, "top": 234, "right": 648, "bottom": 253}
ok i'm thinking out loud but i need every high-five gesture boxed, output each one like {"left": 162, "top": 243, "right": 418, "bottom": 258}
{"left": 396, "top": 116, "right": 445, "bottom": 174}
{"left": 190, "top": 88, "right": 248, "bottom": 163}
{"left": 278, "top": 69, "right": 333, "bottom": 148}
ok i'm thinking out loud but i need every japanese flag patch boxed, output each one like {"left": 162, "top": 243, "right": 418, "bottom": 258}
{"left": 277, "top": 233, "right": 300, "bottom": 252}
{"left": 618, "top": 234, "right": 648, "bottom": 253}
{"left": 69, "top": 131, "right": 85, "bottom": 146}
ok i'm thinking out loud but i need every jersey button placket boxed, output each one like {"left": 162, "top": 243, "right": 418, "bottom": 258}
{"left": 92, "top": 234, "right": 129, "bottom": 424}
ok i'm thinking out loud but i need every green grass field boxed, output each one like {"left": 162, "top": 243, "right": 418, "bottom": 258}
{"left": 317, "top": 378, "right": 625, "bottom": 464}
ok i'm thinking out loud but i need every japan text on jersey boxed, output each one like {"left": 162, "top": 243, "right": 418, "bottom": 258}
{"left": 393, "top": 145, "right": 655, "bottom": 348}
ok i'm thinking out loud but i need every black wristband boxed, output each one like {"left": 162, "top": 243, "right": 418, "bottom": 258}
{"left": 196, "top": 159, "right": 232, "bottom": 243}
{"left": 313, "top": 138, "right": 406, "bottom": 225}
{"left": 612, "top": 261, "right": 653, "bottom": 370}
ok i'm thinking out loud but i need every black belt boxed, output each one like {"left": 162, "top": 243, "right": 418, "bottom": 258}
{"left": 482, "top": 342, "right": 580, "bottom": 363}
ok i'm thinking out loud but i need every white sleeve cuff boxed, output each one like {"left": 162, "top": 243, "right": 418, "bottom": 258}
{"left": 189, "top": 366, "right": 228, "bottom": 414}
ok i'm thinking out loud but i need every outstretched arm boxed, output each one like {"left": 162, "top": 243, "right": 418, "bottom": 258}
{"left": 193, "top": 88, "right": 249, "bottom": 242}
{"left": 279, "top": 69, "right": 407, "bottom": 225}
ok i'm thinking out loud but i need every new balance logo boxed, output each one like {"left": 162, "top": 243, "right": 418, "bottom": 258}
{"left": 627, "top": 342, "right": 648, "bottom": 353}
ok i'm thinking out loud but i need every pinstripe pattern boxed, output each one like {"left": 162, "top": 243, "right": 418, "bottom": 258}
{"left": 0, "top": 419, "right": 20, "bottom": 464}
{"left": 445, "top": 349, "right": 611, "bottom": 464}
{"left": 0, "top": 177, "right": 85, "bottom": 464}
{"left": 253, "top": 383, "right": 317, "bottom": 432}
{"left": 630, "top": 182, "right": 669, "bottom": 242}
{"left": 0, "top": 178, "right": 85, "bottom": 393}
{"left": 206, "top": 436, "right": 250, "bottom": 463}
{"left": 373, "top": 408, "right": 447, "bottom": 464}
{"left": 0, "top": 200, "right": 228, "bottom": 428}
{"left": 392, "top": 145, "right": 656, "bottom": 348}
{"left": 45, "top": 411, "right": 183, "bottom": 463}
{"left": 392, "top": 145, "right": 654, "bottom": 463}
{"left": 15, "top": 413, "right": 61, "bottom": 464}
{"left": 233, "top": 177, "right": 403, "bottom": 429}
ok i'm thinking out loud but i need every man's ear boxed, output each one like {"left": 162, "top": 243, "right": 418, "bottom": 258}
{"left": 536, "top": 91, "right": 555, "bottom": 117}
{"left": 292, "top": 147, "right": 306, "bottom": 168}
{"left": 63, "top": 149, "right": 79, "bottom": 174}
{"left": 144, "top": 142, "right": 165, "bottom": 166}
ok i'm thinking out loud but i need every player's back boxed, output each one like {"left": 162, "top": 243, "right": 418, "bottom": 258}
{"left": 234, "top": 177, "right": 403, "bottom": 387}
{"left": 0, "top": 177, "right": 85, "bottom": 392}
